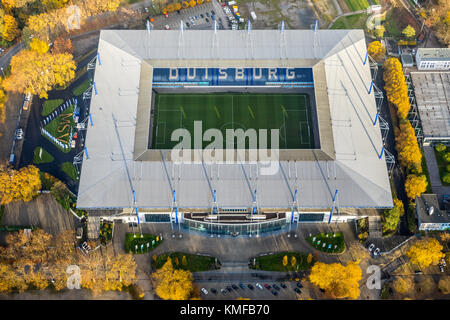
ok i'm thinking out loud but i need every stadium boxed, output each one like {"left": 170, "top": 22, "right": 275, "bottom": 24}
{"left": 76, "top": 28, "right": 393, "bottom": 237}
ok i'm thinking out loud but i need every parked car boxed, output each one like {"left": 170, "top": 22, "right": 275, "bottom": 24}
{"left": 201, "top": 288, "right": 208, "bottom": 295}
{"left": 264, "top": 284, "right": 271, "bottom": 290}
{"left": 205, "top": 18, "right": 209, "bottom": 23}
{"left": 271, "top": 290, "right": 278, "bottom": 296}
{"left": 255, "top": 283, "right": 263, "bottom": 290}
{"left": 441, "top": 258, "right": 447, "bottom": 267}
{"left": 23, "top": 93, "right": 32, "bottom": 111}
{"left": 414, "top": 270, "right": 423, "bottom": 274}
{"left": 206, "top": 12, "right": 210, "bottom": 17}
{"left": 231, "top": 284, "right": 238, "bottom": 290}
{"left": 186, "top": 22, "right": 190, "bottom": 28}
{"left": 226, "top": 286, "right": 233, "bottom": 292}
{"left": 200, "top": 13, "right": 204, "bottom": 18}
{"left": 239, "top": 283, "right": 245, "bottom": 289}
{"left": 211, "top": 10, "right": 215, "bottom": 15}
{"left": 280, "top": 283, "right": 287, "bottom": 289}
{"left": 439, "top": 264, "right": 445, "bottom": 273}
{"left": 247, "top": 284, "right": 254, "bottom": 290}
{"left": 373, "top": 248, "right": 381, "bottom": 257}
{"left": 296, "top": 282, "right": 303, "bottom": 288}
{"left": 221, "top": 288, "right": 227, "bottom": 295}
{"left": 210, "top": 288, "right": 217, "bottom": 295}
{"left": 165, "top": 25, "right": 170, "bottom": 30}
{"left": 368, "top": 243, "right": 375, "bottom": 252}
{"left": 294, "top": 288, "right": 301, "bottom": 294}
{"left": 15, "top": 128, "right": 23, "bottom": 140}
{"left": 273, "top": 284, "right": 280, "bottom": 291}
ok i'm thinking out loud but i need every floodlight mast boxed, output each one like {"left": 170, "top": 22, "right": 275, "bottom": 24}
{"left": 112, "top": 113, "right": 142, "bottom": 237}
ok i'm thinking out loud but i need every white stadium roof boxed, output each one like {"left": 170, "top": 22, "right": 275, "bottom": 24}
{"left": 76, "top": 29, "right": 392, "bottom": 210}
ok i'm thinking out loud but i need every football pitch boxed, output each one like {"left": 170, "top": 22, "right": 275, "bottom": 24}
{"left": 151, "top": 93, "right": 314, "bottom": 149}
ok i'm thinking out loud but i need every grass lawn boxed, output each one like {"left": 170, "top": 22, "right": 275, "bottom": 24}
{"left": 33, "top": 147, "right": 54, "bottom": 164}
{"left": 125, "top": 233, "right": 162, "bottom": 253}
{"left": 61, "top": 162, "right": 79, "bottom": 181}
{"left": 251, "top": 252, "right": 313, "bottom": 271}
{"left": 384, "top": 9, "right": 402, "bottom": 38}
{"left": 153, "top": 252, "right": 220, "bottom": 272}
{"left": 433, "top": 147, "right": 450, "bottom": 186}
{"left": 42, "top": 99, "right": 64, "bottom": 117}
{"left": 345, "top": 0, "right": 369, "bottom": 11}
{"left": 331, "top": 13, "right": 368, "bottom": 30}
{"left": 72, "top": 79, "right": 92, "bottom": 96}
{"left": 43, "top": 105, "right": 74, "bottom": 150}
{"left": 307, "top": 232, "right": 345, "bottom": 253}
{"left": 152, "top": 93, "right": 314, "bottom": 149}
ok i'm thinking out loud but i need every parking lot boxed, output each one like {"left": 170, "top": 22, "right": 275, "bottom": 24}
{"left": 150, "top": 1, "right": 232, "bottom": 31}
{"left": 197, "top": 280, "right": 306, "bottom": 300}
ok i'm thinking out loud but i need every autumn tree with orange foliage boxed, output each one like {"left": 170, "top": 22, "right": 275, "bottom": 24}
{"left": 394, "top": 121, "right": 422, "bottom": 172}
{"left": 383, "top": 58, "right": 411, "bottom": 119}
{"left": 29, "top": 38, "right": 50, "bottom": 54}
{"left": 406, "top": 238, "right": 444, "bottom": 269}
{"left": 2, "top": 49, "right": 76, "bottom": 98}
{"left": 404, "top": 174, "right": 427, "bottom": 200}
{"left": 1, "top": 13, "right": 20, "bottom": 42}
{"left": 309, "top": 261, "right": 362, "bottom": 299}
{"left": 367, "top": 41, "right": 385, "bottom": 63}
{"left": 0, "top": 164, "right": 41, "bottom": 205}
{"left": 52, "top": 36, "right": 73, "bottom": 55}
{"left": 0, "top": 78, "right": 7, "bottom": 124}
{"left": 152, "top": 257, "right": 194, "bottom": 300}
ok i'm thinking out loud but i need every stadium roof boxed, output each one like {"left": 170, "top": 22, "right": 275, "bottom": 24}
{"left": 76, "top": 29, "right": 392, "bottom": 210}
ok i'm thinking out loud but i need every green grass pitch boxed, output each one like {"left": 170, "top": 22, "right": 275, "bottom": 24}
{"left": 151, "top": 93, "right": 314, "bottom": 149}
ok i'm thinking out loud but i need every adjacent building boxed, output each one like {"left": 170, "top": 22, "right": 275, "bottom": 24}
{"left": 416, "top": 48, "right": 450, "bottom": 71}
{"left": 416, "top": 194, "right": 450, "bottom": 231}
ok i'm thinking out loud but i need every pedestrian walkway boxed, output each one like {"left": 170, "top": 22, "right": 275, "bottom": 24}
{"left": 368, "top": 216, "right": 382, "bottom": 238}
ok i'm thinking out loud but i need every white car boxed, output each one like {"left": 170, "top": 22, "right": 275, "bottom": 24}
{"left": 373, "top": 248, "right": 381, "bottom": 256}
{"left": 165, "top": 25, "right": 170, "bottom": 30}
{"left": 201, "top": 288, "right": 208, "bottom": 295}
{"left": 255, "top": 283, "right": 263, "bottom": 290}
{"left": 15, "top": 128, "right": 23, "bottom": 140}
{"left": 368, "top": 243, "right": 375, "bottom": 252}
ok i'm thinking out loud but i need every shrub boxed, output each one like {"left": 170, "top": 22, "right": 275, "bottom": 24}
{"left": 435, "top": 144, "right": 446, "bottom": 152}
{"left": 444, "top": 152, "right": 450, "bottom": 162}
{"left": 443, "top": 173, "right": 450, "bottom": 184}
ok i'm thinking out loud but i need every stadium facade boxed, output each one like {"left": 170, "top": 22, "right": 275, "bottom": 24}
{"left": 76, "top": 29, "right": 392, "bottom": 236}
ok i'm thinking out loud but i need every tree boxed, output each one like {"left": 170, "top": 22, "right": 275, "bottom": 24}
{"left": 309, "top": 261, "right": 362, "bottom": 299}
{"left": 152, "top": 258, "right": 194, "bottom": 300}
{"left": 367, "top": 41, "right": 385, "bottom": 63}
{"left": 2, "top": 49, "right": 76, "bottom": 99}
{"left": 395, "top": 121, "right": 422, "bottom": 171}
{"left": 0, "top": 263, "right": 16, "bottom": 292}
{"left": 382, "top": 198, "right": 404, "bottom": 234}
{"left": 307, "top": 253, "right": 313, "bottom": 264}
{"left": 282, "top": 255, "right": 288, "bottom": 267}
{"left": 291, "top": 256, "right": 297, "bottom": 268}
{"left": 0, "top": 78, "right": 7, "bottom": 124}
{"left": 1, "top": 14, "right": 20, "bottom": 42}
{"left": 383, "top": 58, "right": 411, "bottom": 119}
{"left": 438, "top": 276, "right": 450, "bottom": 294}
{"left": 0, "top": 165, "right": 41, "bottom": 205}
{"left": 29, "top": 38, "right": 49, "bottom": 54}
{"left": 435, "top": 143, "right": 446, "bottom": 152}
{"left": 402, "top": 25, "right": 416, "bottom": 39}
{"left": 406, "top": 238, "right": 444, "bottom": 269}
{"left": 182, "top": 255, "right": 187, "bottom": 267}
{"left": 52, "top": 36, "right": 73, "bottom": 55}
{"left": 404, "top": 174, "right": 427, "bottom": 200}
{"left": 443, "top": 173, "right": 450, "bottom": 184}
{"left": 392, "top": 276, "right": 414, "bottom": 295}
{"left": 374, "top": 25, "right": 385, "bottom": 38}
